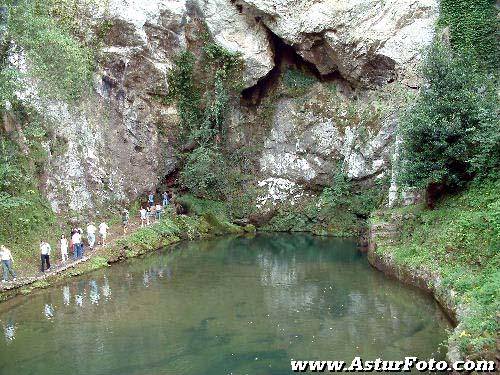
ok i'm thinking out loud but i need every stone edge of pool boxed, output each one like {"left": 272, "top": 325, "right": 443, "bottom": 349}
{"left": 366, "top": 227, "right": 472, "bottom": 373}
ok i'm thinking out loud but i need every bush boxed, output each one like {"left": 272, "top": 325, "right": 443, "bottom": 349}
{"left": 179, "top": 146, "right": 228, "bottom": 200}
{"left": 399, "top": 43, "right": 498, "bottom": 190}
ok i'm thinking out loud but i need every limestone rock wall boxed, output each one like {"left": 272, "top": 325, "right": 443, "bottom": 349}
{"left": 10, "top": 0, "right": 438, "bottom": 214}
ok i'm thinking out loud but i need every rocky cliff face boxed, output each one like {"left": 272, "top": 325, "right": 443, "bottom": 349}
{"left": 13, "top": 0, "right": 438, "bottom": 215}
{"left": 236, "top": 0, "right": 438, "bottom": 87}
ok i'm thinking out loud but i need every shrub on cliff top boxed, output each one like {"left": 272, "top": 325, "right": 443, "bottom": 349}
{"left": 439, "top": 0, "right": 498, "bottom": 71}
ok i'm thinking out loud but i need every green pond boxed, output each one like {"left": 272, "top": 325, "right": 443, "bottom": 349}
{"left": 0, "top": 234, "right": 451, "bottom": 375}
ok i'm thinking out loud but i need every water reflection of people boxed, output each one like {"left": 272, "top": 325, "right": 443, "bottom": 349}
{"left": 75, "top": 280, "right": 85, "bottom": 307}
{"left": 102, "top": 275, "right": 111, "bottom": 299}
{"left": 89, "top": 280, "right": 100, "bottom": 305}
{"left": 2, "top": 318, "right": 16, "bottom": 342}
{"left": 63, "top": 285, "right": 71, "bottom": 306}
{"left": 44, "top": 304, "right": 55, "bottom": 319}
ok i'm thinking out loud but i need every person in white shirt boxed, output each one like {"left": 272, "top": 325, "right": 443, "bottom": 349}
{"left": 140, "top": 207, "right": 147, "bottom": 227}
{"left": 0, "top": 245, "right": 16, "bottom": 282}
{"left": 72, "top": 230, "right": 82, "bottom": 260}
{"left": 99, "top": 222, "right": 109, "bottom": 246}
{"left": 87, "top": 223, "right": 97, "bottom": 249}
{"left": 60, "top": 235, "right": 69, "bottom": 262}
{"left": 40, "top": 240, "right": 51, "bottom": 272}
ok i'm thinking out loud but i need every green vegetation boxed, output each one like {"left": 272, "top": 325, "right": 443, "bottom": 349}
{"left": 399, "top": 43, "right": 498, "bottom": 190}
{"left": 391, "top": 1, "right": 499, "bottom": 360}
{"left": 263, "top": 171, "right": 389, "bottom": 236}
{"left": 179, "top": 145, "right": 228, "bottom": 200}
{"left": 439, "top": 0, "right": 498, "bottom": 70}
{"left": 2, "top": 0, "right": 95, "bottom": 102}
{"left": 167, "top": 39, "right": 248, "bottom": 200}
{"left": 0, "top": 0, "right": 110, "bottom": 269}
{"left": 0, "top": 112, "right": 56, "bottom": 262}
{"left": 372, "top": 179, "right": 499, "bottom": 359}
{"left": 282, "top": 67, "right": 316, "bottom": 97}
{"left": 400, "top": 0, "right": 498, "bottom": 192}
{"left": 378, "top": 0, "right": 499, "bottom": 361}
{"left": 175, "top": 194, "right": 228, "bottom": 217}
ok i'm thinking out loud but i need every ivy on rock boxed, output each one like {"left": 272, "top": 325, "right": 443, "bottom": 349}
{"left": 167, "top": 38, "right": 244, "bottom": 200}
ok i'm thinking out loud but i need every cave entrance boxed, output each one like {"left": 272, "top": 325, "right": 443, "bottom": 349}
{"left": 240, "top": 28, "right": 343, "bottom": 105}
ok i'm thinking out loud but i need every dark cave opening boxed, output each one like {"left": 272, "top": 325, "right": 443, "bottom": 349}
{"left": 240, "top": 28, "right": 346, "bottom": 106}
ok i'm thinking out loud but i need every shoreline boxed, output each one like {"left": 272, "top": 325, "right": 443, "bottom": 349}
{"left": 0, "top": 212, "right": 249, "bottom": 303}
{"left": 367, "top": 241, "right": 463, "bottom": 365}
{"left": 366, "top": 223, "right": 497, "bottom": 372}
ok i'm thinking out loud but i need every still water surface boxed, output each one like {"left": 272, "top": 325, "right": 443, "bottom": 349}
{"left": 0, "top": 234, "right": 451, "bottom": 375}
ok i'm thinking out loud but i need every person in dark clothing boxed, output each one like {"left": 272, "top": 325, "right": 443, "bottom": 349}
{"left": 40, "top": 240, "right": 51, "bottom": 272}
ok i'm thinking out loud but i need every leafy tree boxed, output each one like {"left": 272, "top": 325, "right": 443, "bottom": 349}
{"left": 399, "top": 42, "right": 498, "bottom": 191}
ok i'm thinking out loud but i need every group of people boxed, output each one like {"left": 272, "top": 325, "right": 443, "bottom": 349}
{"left": 0, "top": 221, "right": 111, "bottom": 282}
{"left": 1, "top": 190, "right": 175, "bottom": 283}
{"left": 53, "top": 222, "right": 110, "bottom": 270}
{"left": 139, "top": 191, "right": 171, "bottom": 228}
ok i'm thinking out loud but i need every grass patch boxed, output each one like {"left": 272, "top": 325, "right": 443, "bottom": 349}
{"left": 372, "top": 179, "right": 499, "bottom": 359}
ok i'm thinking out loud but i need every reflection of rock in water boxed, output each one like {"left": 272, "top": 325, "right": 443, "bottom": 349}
{"left": 44, "top": 304, "right": 55, "bottom": 319}
{"left": 143, "top": 271, "right": 150, "bottom": 287}
{"left": 89, "top": 280, "right": 100, "bottom": 305}
{"left": 257, "top": 252, "right": 298, "bottom": 287}
{"left": 102, "top": 276, "right": 111, "bottom": 299}
{"left": 63, "top": 286, "right": 71, "bottom": 305}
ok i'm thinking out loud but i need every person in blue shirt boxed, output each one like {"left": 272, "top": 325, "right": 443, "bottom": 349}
{"left": 148, "top": 192, "right": 155, "bottom": 207}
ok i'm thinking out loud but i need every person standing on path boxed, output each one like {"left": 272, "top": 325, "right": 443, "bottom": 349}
{"left": 162, "top": 191, "right": 169, "bottom": 207}
{"left": 87, "top": 223, "right": 97, "bottom": 249}
{"left": 78, "top": 229, "right": 85, "bottom": 258}
{"left": 40, "top": 240, "right": 51, "bottom": 272}
{"left": 69, "top": 228, "right": 76, "bottom": 257}
{"left": 148, "top": 192, "right": 155, "bottom": 208}
{"left": 99, "top": 222, "right": 109, "bottom": 246}
{"left": 155, "top": 203, "right": 163, "bottom": 221}
{"left": 60, "top": 235, "right": 69, "bottom": 262}
{"left": 72, "top": 230, "right": 82, "bottom": 260}
{"left": 122, "top": 209, "right": 129, "bottom": 234}
{"left": 140, "top": 206, "right": 147, "bottom": 227}
{"left": 0, "top": 245, "right": 16, "bottom": 282}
